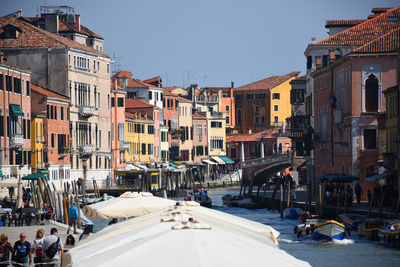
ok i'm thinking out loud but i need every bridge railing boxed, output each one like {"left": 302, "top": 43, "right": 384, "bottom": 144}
{"left": 242, "top": 153, "right": 292, "bottom": 168}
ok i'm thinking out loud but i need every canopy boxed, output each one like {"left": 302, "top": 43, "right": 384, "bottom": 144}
{"left": 219, "top": 156, "right": 235, "bottom": 164}
{"left": 169, "top": 162, "right": 177, "bottom": 167}
{"left": 316, "top": 173, "right": 359, "bottom": 183}
{"left": 0, "top": 172, "right": 6, "bottom": 178}
{"left": 10, "top": 104, "right": 24, "bottom": 117}
{"left": 202, "top": 159, "right": 216, "bottom": 165}
{"left": 0, "top": 177, "right": 20, "bottom": 187}
{"left": 85, "top": 192, "right": 176, "bottom": 219}
{"left": 63, "top": 204, "right": 310, "bottom": 267}
{"left": 210, "top": 156, "right": 225, "bottom": 165}
{"left": 365, "top": 172, "right": 391, "bottom": 182}
{"left": 22, "top": 173, "right": 49, "bottom": 180}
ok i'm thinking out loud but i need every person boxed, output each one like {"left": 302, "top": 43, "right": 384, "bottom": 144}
{"left": 355, "top": 182, "right": 362, "bottom": 204}
{"left": 77, "top": 178, "right": 83, "bottom": 195}
{"left": 42, "top": 228, "right": 63, "bottom": 267}
{"left": 1, "top": 197, "right": 12, "bottom": 208}
{"left": 7, "top": 187, "right": 14, "bottom": 200}
{"left": 367, "top": 189, "right": 372, "bottom": 206}
{"left": 0, "top": 234, "right": 13, "bottom": 267}
{"left": 79, "top": 227, "right": 92, "bottom": 242}
{"left": 346, "top": 185, "right": 353, "bottom": 205}
{"left": 106, "top": 174, "right": 110, "bottom": 188}
{"left": 40, "top": 203, "right": 53, "bottom": 223}
{"left": 31, "top": 229, "right": 45, "bottom": 267}
{"left": 12, "top": 232, "right": 31, "bottom": 267}
{"left": 67, "top": 203, "right": 79, "bottom": 234}
{"left": 64, "top": 235, "right": 75, "bottom": 249}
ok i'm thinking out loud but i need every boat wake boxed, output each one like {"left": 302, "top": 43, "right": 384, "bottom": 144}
{"left": 279, "top": 238, "right": 301, "bottom": 244}
{"left": 332, "top": 238, "right": 354, "bottom": 245}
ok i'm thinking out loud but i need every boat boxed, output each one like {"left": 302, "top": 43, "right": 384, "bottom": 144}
{"left": 221, "top": 194, "right": 233, "bottom": 205}
{"left": 378, "top": 220, "right": 400, "bottom": 249}
{"left": 283, "top": 208, "right": 303, "bottom": 219}
{"left": 221, "top": 194, "right": 244, "bottom": 207}
{"left": 185, "top": 189, "right": 212, "bottom": 208}
{"left": 358, "top": 218, "right": 380, "bottom": 240}
{"left": 338, "top": 213, "right": 365, "bottom": 230}
{"left": 295, "top": 219, "right": 346, "bottom": 241}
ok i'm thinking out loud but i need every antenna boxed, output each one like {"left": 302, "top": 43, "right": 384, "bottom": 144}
{"left": 112, "top": 52, "right": 123, "bottom": 74}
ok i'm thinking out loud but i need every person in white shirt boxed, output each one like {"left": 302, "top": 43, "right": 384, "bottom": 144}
{"left": 42, "top": 228, "right": 63, "bottom": 267}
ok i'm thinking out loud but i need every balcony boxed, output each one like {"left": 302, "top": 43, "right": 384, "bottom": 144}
{"left": 79, "top": 106, "right": 95, "bottom": 117}
{"left": 79, "top": 144, "right": 94, "bottom": 158}
{"left": 210, "top": 112, "right": 224, "bottom": 118}
{"left": 119, "top": 140, "right": 130, "bottom": 151}
{"left": 195, "top": 95, "right": 219, "bottom": 104}
{"left": 284, "top": 128, "right": 304, "bottom": 139}
{"left": 58, "top": 147, "right": 69, "bottom": 158}
{"left": 10, "top": 134, "right": 24, "bottom": 148}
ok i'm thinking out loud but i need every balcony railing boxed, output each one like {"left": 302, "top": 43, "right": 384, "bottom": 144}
{"left": 79, "top": 144, "right": 94, "bottom": 157}
{"left": 242, "top": 153, "right": 292, "bottom": 168}
{"left": 10, "top": 134, "right": 24, "bottom": 148}
{"left": 283, "top": 128, "right": 304, "bottom": 138}
{"left": 210, "top": 112, "right": 224, "bottom": 118}
{"left": 79, "top": 106, "right": 95, "bottom": 117}
{"left": 195, "top": 95, "right": 219, "bottom": 103}
{"left": 119, "top": 140, "right": 130, "bottom": 151}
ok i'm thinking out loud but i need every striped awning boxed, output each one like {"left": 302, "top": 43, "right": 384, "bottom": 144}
{"left": 219, "top": 156, "right": 235, "bottom": 164}
{"left": 210, "top": 156, "right": 225, "bottom": 165}
{"left": 202, "top": 159, "right": 216, "bottom": 165}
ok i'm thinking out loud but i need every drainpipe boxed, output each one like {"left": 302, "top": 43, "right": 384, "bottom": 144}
{"left": 241, "top": 142, "right": 245, "bottom": 163}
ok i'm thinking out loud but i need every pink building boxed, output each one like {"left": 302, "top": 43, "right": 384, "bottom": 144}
{"left": 192, "top": 112, "right": 208, "bottom": 163}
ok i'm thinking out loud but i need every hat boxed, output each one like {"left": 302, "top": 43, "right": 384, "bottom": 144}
{"left": 50, "top": 227, "right": 58, "bottom": 234}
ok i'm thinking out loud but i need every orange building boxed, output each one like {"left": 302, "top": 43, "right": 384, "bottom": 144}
{"left": 206, "top": 85, "right": 236, "bottom": 131}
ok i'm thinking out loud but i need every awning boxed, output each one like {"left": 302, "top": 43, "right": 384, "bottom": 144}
{"left": 365, "top": 172, "right": 391, "bottom": 182}
{"left": 211, "top": 156, "right": 225, "bottom": 165}
{"left": 10, "top": 104, "right": 24, "bottom": 117}
{"left": 169, "top": 162, "right": 177, "bottom": 167}
{"left": 316, "top": 173, "right": 359, "bottom": 183}
{"left": 202, "top": 159, "right": 216, "bottom": 165}
{"left": 219, "top": 156, "right": 235, "bottom": 164}
{"left": 22, "top": 173, "right": 49, "bottom": 180}
{"left": 0, "top": 172, "right": 6, "bottom": 178}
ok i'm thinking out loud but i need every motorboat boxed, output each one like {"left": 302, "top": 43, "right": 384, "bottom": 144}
{"left": 185, "top": 189, "right": 212, "bottom": 208}
{"left": 295, "top": 219, "right": 346, "bottom": 241}
{"left": 283, "top": 208, "right": 303, "bottom": 219}
{"left": 338, "top": 213, "right": 365, "bottom": 230}
{"left": 358, "top": 218, "right": 380, "bottom": 240}
{"left": 378, "top": 220, "right": 400, "bottom": 249}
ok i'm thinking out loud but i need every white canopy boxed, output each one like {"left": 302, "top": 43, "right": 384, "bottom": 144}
{"left": 63, "top": 203, "right": 310, "bottom": 267}
{"left": 202, "top": 159, "right": 216, "bottom": 165}
{"left": 85, "top": 192, "right": 176, "bottom": 219}
{"left": 211, "top": 156, "right": 225, "bottom": 165}
{"left": 0, "top": 177, "right": 20, "bottom": 187}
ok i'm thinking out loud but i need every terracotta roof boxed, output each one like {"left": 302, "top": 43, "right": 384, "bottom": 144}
{"left": 163, "top": 87, "right": 178, "bottom": 96}
{"left": 226, "top": 129, "right": 278, "bottom": 142}
{"left": 353, "top": 27, "right": 400, "bottom": 53}
{"left": 31, "top": 83, "right": 69, "bottom": 100}
{"left": 110, "top": 81, "right": 123, "bottom": 90}
{"left": 192, "top": 112, "right": 206, "bottom": 118}
{"left": 80, "top": 25, "right": 103, "bottom": 39}
{"left": 0, "top": 17, "right": 108, "bottom": 56}
{"left": 371, "top": 8, "right": 393, "bottom": 14}
{"left": 144, "top": 76, "right": 162, "bottom": 84}
{"left": 126, "top": 78, "right": 157, "bottom": 89}
{"left": 111, "top": 70, "right": 133, "bottom": 79}
{"left": 325, "top": 19, "right": 366, "bottom": 28}
{"left": 313, "top": 7, "right": 400, "bottom": 47}
{"left": 177, "top": 96, "right": 192, "bottom": 102}
{"left": 204, "top": 87, "right": 231, "bottom": 92}
{"left": 125, "top": 98, "right": 156, "bottom": 109}
{"left": 235, "top": 71, "right": 300, "bottom": 92}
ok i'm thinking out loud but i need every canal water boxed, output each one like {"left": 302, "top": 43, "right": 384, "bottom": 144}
{"left": 91, "top": 187, "right": 400, "bottom": 267}
{"left": 206, "top": 187, "right": 400, "bottom": 267}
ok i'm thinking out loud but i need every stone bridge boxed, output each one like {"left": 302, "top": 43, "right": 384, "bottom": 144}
{"left": 241, "top": 153, "right": 292, "bottom": 187}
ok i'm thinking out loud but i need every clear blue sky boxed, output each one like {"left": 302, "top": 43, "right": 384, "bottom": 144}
{"left": 2, "top": 0, "right": 398, "bottom": 87}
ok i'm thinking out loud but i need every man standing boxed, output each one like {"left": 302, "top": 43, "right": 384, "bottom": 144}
{"left": 67, "top": 204, "right": 79, "bottom": 234}
{"left": 43, "top": 228, "right": 63, "bottom": 267}
{"left": 355, "top": 182, "right": 362, "bottom": 204}
{"left": 12, "top": 232, "right": 31, "bottom": 266}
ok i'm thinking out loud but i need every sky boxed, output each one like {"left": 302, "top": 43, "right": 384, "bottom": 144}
{"left": 2, "top": 0, "right": 398, "bottom": 87}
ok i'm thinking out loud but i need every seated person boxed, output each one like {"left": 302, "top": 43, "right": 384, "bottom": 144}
{"left": 40, "top": 203, "right": 54, "bottom": 223}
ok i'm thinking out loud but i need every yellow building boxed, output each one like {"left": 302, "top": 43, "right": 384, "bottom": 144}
{"left": 270, "top": 76, "right": 298, "bottom": 126}
{"left": 207, "top": 111, "right": 226, "bottom": 156}
{"left": 31, "top": 114, "right": 45, "bottom": 172}
{"left": 125, "top": 112, "right": 155, "bottom": 164}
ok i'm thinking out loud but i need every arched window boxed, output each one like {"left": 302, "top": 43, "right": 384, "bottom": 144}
{"left": 365, "top": 74, "right": 378, "bottom": 112}
{"left": 278, "top": 143, "right": 283, "bottom": 154}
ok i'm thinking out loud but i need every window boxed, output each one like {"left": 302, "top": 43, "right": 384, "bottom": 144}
{"left": 26, "top": 80, "right": 30, "bottom": 96}
{"left": 149, "top": 91, "right": 153, "bottom": 100}
{"left": 148, "top": 144, "right": 153, "bottom": 155}
{"left": 148, "top": 125, "right": 154, "bottom": 134}
{"left": 211, "top": 121, "right": 222, "bottom": 128}
{"left": 111, "top": 97, "right": 115, "bottom": 107}
{"left": 226, "top": 116, "right": 230, "bottom": 124}
{"left": 50, "top": 105, "right": 54, "bottom": 119}
{"left": 247, "top": 94, "right": 254, "bottom": 100}
{"left": 107, "top": 63, "right": 109, "bottom": 73}
{"left": 0, "top": 74, "right": 3, "bottom": 90}
{"left": 51, "top": 133, "right": 55, "bottom": 147}
{"left": 142, "top": 143, "right": 146, "bottom": 155}
{"left": 61, "top": 107, "right": 64, "bottom": 120}
{"left": 254, "top": 106, "right": 259, "bottom": 113}
{"left": 225, "top": 105, "right": 230, "bottom": 112}
{"left": 46, "top": 105, "right": 49, "bottom": 119}
{"left": 365, "top": 165, "right": 378, "bottom": 177}
{"left": 117, "top": 97, "right": 124, "bottom": 107}
{"left": 274, "top": 105, "right": 279, "bottom": 112}
{"left": 307, "top": 56, "right": 312, "bottom": 70}
{"left": 272, "top": 93, "right": 280, "bottom": 100}
{"left": 107, "top": 94, "right": 110, "bottom": 110}
{"left": 274, "top": 116, "right": 279, "bottom": 124}
{"left": 365, "top": 74, "right": 379, "bottom": 112}
{"left": 364, "top": 129, "right": 376, "bottom": 149}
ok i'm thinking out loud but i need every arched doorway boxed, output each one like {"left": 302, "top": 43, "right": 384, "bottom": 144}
{"left": 365, "top": 74, "right": 379, "bottom": 112}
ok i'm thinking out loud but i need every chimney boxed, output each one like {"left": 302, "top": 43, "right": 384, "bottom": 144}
{"left": 315, "top": 56, "right": 322, "bottom": 69}
{"left": 75, "top": 15, "right": 81, "bottom": 31}
{"left": 329, "top": 50, "right": 335, "bottom": 64}
{"left": 231, "top": 81, "right": 234, "bottom": 89}
{"left": 44, "top": 14, "right": 59, "bottom": 34}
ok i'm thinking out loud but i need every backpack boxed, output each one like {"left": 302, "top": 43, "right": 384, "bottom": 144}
{"left": 45, "top": 237, "right": 60, "bottom": 258}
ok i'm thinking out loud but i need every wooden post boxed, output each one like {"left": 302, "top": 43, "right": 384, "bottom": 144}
{"left": 321, "top": 180, "right": 326, "bottom": 217}
{"left": 280, "top": 183, "right": 284, "bottom": 218}
{"left": 287, "top": 179, "right": 291, "bottom": 208}
{"left": 378, "top": 189, "right": 385, "bottom": 218}
{"left": 336, "top": 183, "right": 341, "bottom": 218}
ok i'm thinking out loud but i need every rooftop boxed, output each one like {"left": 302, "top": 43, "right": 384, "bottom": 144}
{"left": 31, "top": 83, "right": 69, "bottom": 100}
{"left": 235, "top": 72, "right": 300, "bottom": 92}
